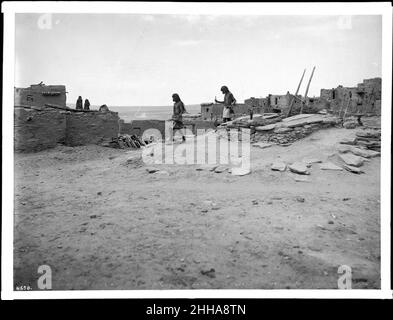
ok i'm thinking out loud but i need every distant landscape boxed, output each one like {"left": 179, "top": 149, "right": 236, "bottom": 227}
{"left": 66, "top": 104, "right": 202, "bottom": 121}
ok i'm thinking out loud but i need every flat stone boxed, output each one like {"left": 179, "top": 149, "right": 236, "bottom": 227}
{"left": 271, "top": 161, "right": 286, "bottom": 172}
{"left": 288, "top": 162, "right": 310, "bottom": 175}
{"left": 319, "top": 162, "right": 343, "bottom": 171}
{"left": 356, "top": 130, "right": 381, "bottom": 139}
{"left": 231, "top": 167, "right": 251, "bottom": 176}
{"left": 343, "top": 164, "right": 364, "bottom": 174}
{"left": 214, "top": 166, "right": 228, "bottom": 173}
{"left": 255, "top": 123, "right": 277, "bottom": 131}
{"left": 145, "top": 167, "right": 160, "bottom": 173}
{"left": 282, "top": 114, "right": 317, "bottom": 122}
{"left": 339, "top": 137, "right": 358, "bottom": 145}
{"left": 337, "top": 144, "right": 352, "bottom": 153}
{"left": 263, "top": 113, "right": 280, "bottom": 119}
{"left": 283, "top": 115, "right": 325, "bottom": 128}
{"left": 154, "top": 170, "right": 169, "bottom": 176}
{"left": 338, "top": 153, "right": 365, "bottom": 167}
{"left": 252, "top": 142, "right": 273, "bottom": 149}
{"left": 302, "top": 158, "right": 322, "bottom": 164}
{"left": 348, "top": 146, "right": 380, "bottom": 158}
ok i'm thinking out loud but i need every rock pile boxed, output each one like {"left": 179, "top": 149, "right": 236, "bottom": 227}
{"left": 355, "top": 129, "right": 381, "bottom": 152}
{"left": 216, "top": 113, "right": 340, "bottom": 145}
{"left": 339, "top": 128, "right": 381, "bottom": 152}
{"left": 102, "top": 134, "right": 148, "bottom": 149}
{"left": 253, "top": 114, "right": 339, "bottom": 145}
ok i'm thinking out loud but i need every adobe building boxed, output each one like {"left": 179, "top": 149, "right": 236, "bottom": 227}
{"left": 14, "top": 82, "right": 67, "bottom": 108}
{"left": 320, "top": 78, "right": 381, "bottom": 115}
{"left": 267, "top": 92, "right": 292, "bottom": 112}
{"left": 14, "top": 83, "right": 120, "bottom": 152}
{"left": 244, "top": 97, "right": 269, "bottom": 112}
{"left": 245, "top": 92, "right": 299, "bottom": 115}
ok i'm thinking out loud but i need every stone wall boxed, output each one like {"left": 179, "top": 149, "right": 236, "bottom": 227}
{"left": 14, "top": 107, "right": 67, "bottom": 152}
{"left": 253, "top": 114, "right": 339, "bottom": 145}
{"left": 65, "top": 112, "right": 120, "bottom": 146}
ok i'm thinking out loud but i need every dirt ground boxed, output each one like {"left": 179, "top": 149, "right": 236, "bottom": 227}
{"left": 14, "top": 126, "right": 381, "bottom": 290}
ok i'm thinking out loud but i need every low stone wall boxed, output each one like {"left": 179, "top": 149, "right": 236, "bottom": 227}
{"left": 65, "top": 112, "right": 120, "bottom": 146}
{"left": 14, "top": 107, "right": 67, "bottom": 152}
{"left": 253, "top": 115, "right": 339, "bottom": 145}
{"left": 14, "top": 107, "right": 120, "bottom": 152}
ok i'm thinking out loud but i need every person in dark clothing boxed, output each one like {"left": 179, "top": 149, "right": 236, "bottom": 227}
{"left": 76, "top": 96, "right": 83, "bottom": 110}
{"left": 171, "top": 93, "right": 187, "bottom": 142}
{"left": 214, "top": 86, "right": 236, "bottom": 123}
{"left": 84, "top": 99, "right": 90, "bottom": 110}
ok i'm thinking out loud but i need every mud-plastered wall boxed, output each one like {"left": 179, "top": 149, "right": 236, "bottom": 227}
{"left": 14, "top": 107, "right": 67, "bottom": 152}
{"left": 119, "top": 119, "right": 166, "bottom": 139}
{"left": 65, "top": 112, "right": 120, "bottom": 146}
{"left": 14, "top": 108, "right": 120, "bottom": 152}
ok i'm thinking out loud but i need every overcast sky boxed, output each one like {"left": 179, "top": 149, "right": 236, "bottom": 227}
{"left": 15, "top": 14, "right": 381, "bottom": 106}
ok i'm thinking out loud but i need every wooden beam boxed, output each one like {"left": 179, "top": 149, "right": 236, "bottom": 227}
{"left": 342, "top": 97, "right": 352, "bottom": 122}
{"left": 300, "top": 66, "right": 316, "bottom": 114}
{"left": 45, "top": 103, "right": 99, "bottom": 113}
{"left": 286, "top": 69, "right": 306, "bottom": 117}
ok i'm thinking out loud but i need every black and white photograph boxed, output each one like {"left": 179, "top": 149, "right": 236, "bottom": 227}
{"left": 1, "top": 2, "right": 392, "bottom": 300}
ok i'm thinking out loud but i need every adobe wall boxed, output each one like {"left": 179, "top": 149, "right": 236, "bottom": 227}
{"left": 183, "top": 119, "right": 217, "bottom": 134}
{"left": 119, "top": 119, "right": 166, "bottom": 138}
{"left": 14, "top": 107, "right": 67, "bottom": 152}
{"left": 201, "top": 103, "right": 255, "bottom": 120}
{"left": 65, "top": 112, "right": 120, "bottom": 146}
{"left": 269, "top": 94, "right": 291, "bottom": 109}
{"left": 14, "top": 108, "right": 120, "bottom": 152}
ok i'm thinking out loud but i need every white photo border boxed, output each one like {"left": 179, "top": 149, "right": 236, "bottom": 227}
{"left": 2, "top": 1, "right": 392, "bottom": 300}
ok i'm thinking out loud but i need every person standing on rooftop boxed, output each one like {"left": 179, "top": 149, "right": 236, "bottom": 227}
{"left": 84, "top": 99, "right": 90, "bottom": 110}
{"left": 214, "top": 85, "right": 236, "bottom": 123}
{"left": 76, "top": 96, "right": 83, "bottom": 110}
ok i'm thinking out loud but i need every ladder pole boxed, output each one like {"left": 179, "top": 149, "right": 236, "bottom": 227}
{"left": 300, "top": 66, "right": 316, "bottom": 114}
{"left": 286, "top": 68, "right": 306, "bottom": 117}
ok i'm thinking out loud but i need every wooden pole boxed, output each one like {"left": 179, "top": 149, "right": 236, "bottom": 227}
{"left": 342, "top": 97, "right": 351, "bottom": 122}
{"left": 300, "top": 66, "right": 316, "bottom": 114}
{"left": 286, "top": 69, "right": 306, "bottom": 117}
{"left": 44, "top": 103, "right": 103, "bottom": 113}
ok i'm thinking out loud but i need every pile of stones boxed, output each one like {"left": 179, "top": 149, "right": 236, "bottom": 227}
{"left": 340, "top": 128, "right": 381, "bottom": 152}
{"left": 253, "top": 114, "right": 339, "bottom": 145}
{"left": 103, "top": 134, "right": 149, "bottom": 149}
